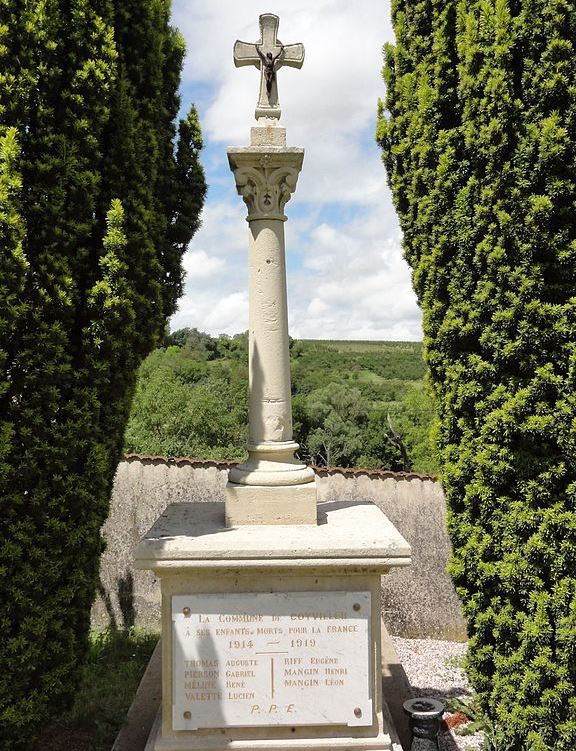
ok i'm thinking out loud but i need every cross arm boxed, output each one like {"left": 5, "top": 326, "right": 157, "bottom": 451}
{"left": 280, "top": 43, "right": 305, "bottom": 69}
{"left": 233, "top": 40, "right": 260, "bottom": 68}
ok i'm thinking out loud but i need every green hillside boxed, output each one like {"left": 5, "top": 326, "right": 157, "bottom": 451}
{"left": 124, "top": 331, "right": 438, "bottom": 474}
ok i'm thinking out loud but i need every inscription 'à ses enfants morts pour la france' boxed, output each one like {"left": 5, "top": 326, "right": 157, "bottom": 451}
{"left": 172, "top": 592, "right": 372, "bottom": 730}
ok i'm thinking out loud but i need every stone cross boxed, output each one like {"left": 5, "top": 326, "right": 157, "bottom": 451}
{"left": 233, "top": 13, "right": 304, "bottom": 120}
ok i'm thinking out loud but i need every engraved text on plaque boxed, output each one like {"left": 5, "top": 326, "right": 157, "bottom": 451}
{"left": 172, "top": 591, "right": 372, "bottom": 729}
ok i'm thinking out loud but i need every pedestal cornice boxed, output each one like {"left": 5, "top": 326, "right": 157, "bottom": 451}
{"left": 228, "top": 147, "right": 304, "bottom": 222}
{"left": 134, "top": 501, "right": 412, "bottom": 571}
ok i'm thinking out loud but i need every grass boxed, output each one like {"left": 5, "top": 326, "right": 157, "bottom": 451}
{"left": 444, "top": 653, "right": 467, "bottom": 670}
{"left": 35, "top": 628, "right": 158, "bottom": 751}
{"left": 355, "top": 370, "right": 386, "bottom": 384}
{"left": 300, "top": 339, "right": 423, "bottom": 353}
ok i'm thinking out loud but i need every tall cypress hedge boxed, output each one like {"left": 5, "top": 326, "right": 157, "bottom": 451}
{"left": 0, "top": 1, "right": 206, "bottom": 747}
{"left": 378, "top": 0, "right": 576, "bottom": 747}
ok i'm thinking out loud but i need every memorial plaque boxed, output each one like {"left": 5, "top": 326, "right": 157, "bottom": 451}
{"left": 172, "top": 591, "right": 372, "bottom": 730}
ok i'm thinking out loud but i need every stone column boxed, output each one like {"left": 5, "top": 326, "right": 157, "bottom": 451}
{"left": 225, "top": 124, "right": 316, "bottom": 526}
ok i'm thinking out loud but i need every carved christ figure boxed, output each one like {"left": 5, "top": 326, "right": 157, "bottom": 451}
{"left": 257, "top": 44, "right": 284, "bottom": 98}
{"left": 233, "top": 14, "right": 304, "bottom": 120}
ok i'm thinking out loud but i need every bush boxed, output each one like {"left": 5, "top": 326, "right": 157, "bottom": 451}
{"left": 378, "top": 0, "right": 576, "bottom": 747}
{"left": 0, "top": 2, "right": 205, "bottom": 747}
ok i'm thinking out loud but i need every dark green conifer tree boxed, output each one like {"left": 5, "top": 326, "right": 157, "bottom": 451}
{"left": 378, "top": 1, "right": 576, "bottom": 747}
{"left": 0, "top": 1, "right": 206, "bottom": 746}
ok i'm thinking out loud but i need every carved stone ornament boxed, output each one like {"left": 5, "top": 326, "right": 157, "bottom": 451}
{"left": 228, "top": 150, "right": 304, "bottom": 221}
{"left": 233, "top": 13, "right": 304, "bottom": 121}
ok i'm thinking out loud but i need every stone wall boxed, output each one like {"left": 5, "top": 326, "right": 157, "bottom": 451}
{"left": 92, "top": 457, "right": 467, "bottom": 641}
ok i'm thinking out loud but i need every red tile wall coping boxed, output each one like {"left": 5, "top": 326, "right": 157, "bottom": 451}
{"left": 123, "top": 453, "right": 438, "bottom": 482}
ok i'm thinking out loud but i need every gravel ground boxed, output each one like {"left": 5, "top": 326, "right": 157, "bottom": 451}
{"left": 391, "top": 637, "right": 485, "bottom": 751}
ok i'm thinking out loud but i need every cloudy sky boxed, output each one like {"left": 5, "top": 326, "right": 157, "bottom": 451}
{"left": 170, "top": 0, "right": 422, "bottom": 341}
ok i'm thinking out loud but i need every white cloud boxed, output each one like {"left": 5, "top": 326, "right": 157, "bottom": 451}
{"left": 172, "top": 288, "right": 248, "bottom": 336}
{"left": 204, "top": 291, "right": 248, "bottom": 332}
{"left": 189, "top": 198, "right": 246, "bottom": 257}
{"left": 183, "top": 249, "right": 225, "bottom": 279}
{"left": 174, "top": 195, "right": 422, "bottom": 340}
{"left": 307, "top": 298, "right": 330, "bottom": 316}
{"left": 183, "top": 1, "right": 393, "bottom": 206}
{"left": 173, "top": 0, "right": 392, "bottom": 144}
{"left": 287, "top": 201, "right": 422, "bottom": 340}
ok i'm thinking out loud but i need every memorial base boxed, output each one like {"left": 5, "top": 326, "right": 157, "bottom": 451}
{"left": 225, "top": 482, "right": 317, "bottom": 526}
{"left": 144, "top": 711, "right": 401, "bottom": 751}
{"left": 135, "top": 501, "right": 410, "bottom": 751}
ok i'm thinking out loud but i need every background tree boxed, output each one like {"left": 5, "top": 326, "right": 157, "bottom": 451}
{"left": 378, "top": 0, "right": 576, "bottom": 747}
{"left": 125, "top": 347, "right": 248, "bottom": 459}
{"left": 126, "top": 333, "right": 436, "bottom": 472}
{"left": 0, "top": 1, "right": 206, "bottom": 747}
{"left": 297, "top": 383, "right": 368, "bottom": 467}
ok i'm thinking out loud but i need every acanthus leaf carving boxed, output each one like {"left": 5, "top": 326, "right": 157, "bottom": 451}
{"left": 232, "top": 162, "right": 300, "bottom": 220}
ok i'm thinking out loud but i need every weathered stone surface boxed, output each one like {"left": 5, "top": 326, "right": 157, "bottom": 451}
{"left": 134, "top": 501, "right": 410, "bottom": 566}
{"left": 136, "top": 500, "right": 407, "bottom": 751}
{"left": 228, "top": 148, "right": 303, "bottom": 222}
{"left": 171, "top": 591, "right": 372, "bottom": 729}
{"left": 225, "top": 481, "right": 318, "bottom": 526}
{"left": 250, "top": 122, "right": 286, "bottom": 147}
{"left": 132, "top": 14, "right": 411, "bottom": 751}
{"left": 317, "top": 473, "right": 467, "bottom": 641}
{"left": 92, "top": 461, "right": 227, "bottom": 630}
{"left": 225, "top": 144, "right": 316, "bottom": 510}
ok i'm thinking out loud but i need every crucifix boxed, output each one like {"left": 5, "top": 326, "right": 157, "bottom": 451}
{"left": 234, "top": 13, "right": 305, "bottom": 120}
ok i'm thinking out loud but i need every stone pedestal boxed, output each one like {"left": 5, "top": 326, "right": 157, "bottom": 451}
{"left": 135, "top": 501, "right": 411, "bottom": 751}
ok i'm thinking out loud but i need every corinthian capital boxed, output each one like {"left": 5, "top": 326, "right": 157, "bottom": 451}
{"left": 228, "top": 148, "right": 304, "bottom": 221}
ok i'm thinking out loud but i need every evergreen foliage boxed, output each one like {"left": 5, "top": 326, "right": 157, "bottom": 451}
{"left": 0, "top": 2, "right": 206, "bottom": 747}
{"left": 378, "top": 0, "right": 576, "bottom": 747}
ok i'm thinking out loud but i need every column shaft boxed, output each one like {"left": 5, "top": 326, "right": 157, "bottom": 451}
{"left": 247, "top": 218, "right": 292, "bottom": 445}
